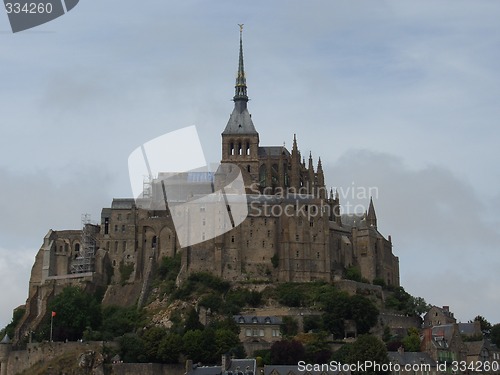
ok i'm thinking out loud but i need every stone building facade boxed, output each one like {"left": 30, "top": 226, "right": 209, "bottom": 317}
{"left": 13, "top": 30, "right": 399, "bottom": 343}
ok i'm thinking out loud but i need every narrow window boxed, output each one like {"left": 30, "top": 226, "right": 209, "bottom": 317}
{"left": 104, "top": 218, "right": 109, "bottom": 234}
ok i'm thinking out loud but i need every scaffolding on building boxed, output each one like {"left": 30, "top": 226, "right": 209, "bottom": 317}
{"left": 70, "top": 214, "right": 97, "bottom": 274}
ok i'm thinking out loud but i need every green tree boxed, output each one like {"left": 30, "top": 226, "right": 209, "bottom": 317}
{"left": 182, "top": 330, "right": 204, "bottom": 362}
{"left": 345, "top": 266, "right": 362, "bottom": 282}
{"left": 490, "top": 324, "right": 500, "bottom": 347}
{"left": 402, "top": 327, "right": 421, "bottom": 352}
{"left": 347, "top": 335, "right": 390, "bottom": 375}
{"left": 185, "top": 308, "right": 204, "bottom": 332}
{"left": 281, "top": 316, "right": 299, "bottom": 337}
{"left": 48, "top": 286, "right": 101, "bottom": 341}
{"left": 158, "top": 254, "right": 181, "bottom": 281}
{"left": 474, "top": 315, "right": 492, "bottom": 333}
{"left": 349, "top": 295, "right": 379, "bottom": 334}
{"left": 322, "top": 313, "right": 344, "bottom": 339}
{"left": 101, "top": 305, "right": 140, "bottom": 340}
{"left": 303, "top": 332, "right": 331, "bottom": 363}
{"left": 119, "top": 333, "right": 146, "bottom": 363}
{"left": 215, "top": 328, "right": 244, "bottom": 358}
{"left": 158, "top": 332, "right": 183, "bottom": 363}
{"left": 331, "top": 343, "right": 352, "bottom": 363}
{"left": 270, "top": 340, "right": 305, "bottom": 365}
{"left": 143, "top": 326, "right": 168, "bottom": 362}
{"left": 1, "top": 308, "right": 25, "bottom": 339}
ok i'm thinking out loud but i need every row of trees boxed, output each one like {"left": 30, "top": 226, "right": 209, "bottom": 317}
{"left": 119, "top": 312, "right": 244, "bottom": 364}
{"left": 259, "top": 335, "right": 390, "bottom": 375}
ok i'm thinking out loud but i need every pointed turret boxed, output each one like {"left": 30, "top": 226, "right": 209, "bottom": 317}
{"left": 316, "top": 157, "right": 325, "bottom": 198}
{"left": 308, "top": 152, "right": 315, "bottom": 195}
{"left": 367, "top": 196, "right": 377, "bottom": 228}
{"left": 290, "top": 134, "right": 300, "bottom": 189}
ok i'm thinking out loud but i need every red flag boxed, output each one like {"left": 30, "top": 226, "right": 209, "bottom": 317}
{"left": 51, "top": 311, "right": 56, "bottom": 317}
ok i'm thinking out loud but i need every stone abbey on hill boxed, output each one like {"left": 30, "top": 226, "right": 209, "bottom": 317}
{"left": 13, "top": 30, "right": 399, "bottom": 343}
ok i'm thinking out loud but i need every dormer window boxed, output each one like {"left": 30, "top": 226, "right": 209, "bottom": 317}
{"left": 252, "top": 317, "right": 258, "bottom": 324}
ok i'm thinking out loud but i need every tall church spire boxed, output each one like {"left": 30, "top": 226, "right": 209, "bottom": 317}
{"left": 234, "top": 24, "right": 248, "bottom": 102}
{"left": 222, "top": 25, "right": 258, "bottom": 136}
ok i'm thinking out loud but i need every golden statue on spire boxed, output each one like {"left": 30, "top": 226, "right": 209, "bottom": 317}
{"left": 238, "top": 24, "right": 244, "bottom": 34}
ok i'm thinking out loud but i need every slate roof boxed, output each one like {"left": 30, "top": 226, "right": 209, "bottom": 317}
{"left": 264, "top": 365, "right": 350, "bottom": 375}
{"left": 431, "top": 324, "right": 455, "bottom": 348}
{"left": 388, "top": 351, "right": 436, "bottom": 367}
{"left": 187, "top": 359, "right": 256, "bottom": 375}
{"left": 458, "top": 322, "right": 481, "bottom": 336}
{"left": 258, "top": 146, "right": 291, "bottom": 158}
{"left": 234, "top": 315, "right": 282, "bottom": 325}
{"left": 222, "top": 104, "right": 258, "bottom": 135}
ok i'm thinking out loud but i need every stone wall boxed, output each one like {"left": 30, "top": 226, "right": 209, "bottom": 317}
{"left": 5, "top": 341, "right": 104, "bottom": 375}
{"left": 111, "top": 363, "right": 184, "bottom": 375}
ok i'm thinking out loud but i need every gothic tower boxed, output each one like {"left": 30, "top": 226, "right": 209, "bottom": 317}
{"left": 221, "top": 25, "right": 260, "bottom": 183}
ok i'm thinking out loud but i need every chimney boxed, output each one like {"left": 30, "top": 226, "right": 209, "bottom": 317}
{"left": 442, "top": 306, "right": 449, "bottom": 312}
{"left": 186, "top": 359, "right": 193, "bottom": 374}
{"left": 222, "top": 353, "right": 231, "bottom": 371}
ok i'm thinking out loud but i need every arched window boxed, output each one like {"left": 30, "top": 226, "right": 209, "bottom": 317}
{"left": 246, "top": 142, "right": 250, "bottom": 155}
{"left": 230, "top": 142, "right": 235, "bottom": 156}
{"left": 152, "top": 236, "right": 157, "bottom": 248}
{"left": 75, "top": 243, "right": 80, "bottom": 252}
{"left": 238, "top": 142, "right": 242, "bottom": 155}
{"left": 247, "top": 165, "right": 251, "bottom": 173}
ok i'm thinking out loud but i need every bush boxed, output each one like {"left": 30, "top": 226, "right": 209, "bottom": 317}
{"left": 120, "top": 262, "right": 134, "bottom": 285}
{"left": 345, "top": 266, "right": 362, "bottom": 282}
{"left": 158, "top": 254, "right": 181, "bottom": 281}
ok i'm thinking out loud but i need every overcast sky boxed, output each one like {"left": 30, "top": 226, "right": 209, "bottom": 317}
{"left": 1, "top": 0, "right": 500, "bottom": 329}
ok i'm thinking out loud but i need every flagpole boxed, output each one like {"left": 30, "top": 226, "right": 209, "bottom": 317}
{"left": 50, "top": 313, "right": 53, "bottom": 342}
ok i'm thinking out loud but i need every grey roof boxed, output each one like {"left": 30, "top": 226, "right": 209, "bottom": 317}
{"left": 458, "top": 322, "right": 481, "bottom": 336}
{"left": 0, "top": 334, "right": 10, "bottom": 344}
{"left": 388, "top": 351, "right": 435, "bottom": 367}
{"left": 431, "top": 324, "right": 455, "bottom": 348}
{"left": 234, "top": 315, "right": 282, "bottom": 325}
{"left": 264, "top": 365, "right": 350, "bottom": 375}
{"left": 188, "top": 359, "right": 256, "bottom": 375}
{"left": 222, "top": 104, "right": 258, "bottom": 135}
{"left": 188, "top": 366, "right": 222, "bottom": 375}
{"left": 227, "top": 359, "right": 256, "bottom": 374}
{"left": 258, "top": 146, "right": 291, "bottom": 158}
